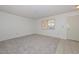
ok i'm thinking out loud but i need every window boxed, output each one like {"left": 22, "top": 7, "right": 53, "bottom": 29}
{"left": 48, "top": 19, "right": 55, "bottom": 29}
{"left": 41, "top": 18, "right": 55, "bottom": 30}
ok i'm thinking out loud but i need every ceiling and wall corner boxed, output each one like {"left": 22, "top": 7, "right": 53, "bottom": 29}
{"left": 0, "top": 5, "right": 76, "bottom": 19}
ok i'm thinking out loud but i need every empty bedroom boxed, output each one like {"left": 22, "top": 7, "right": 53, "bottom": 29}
{"left": 0, "top": 5, "right": 79, "bottom": 54}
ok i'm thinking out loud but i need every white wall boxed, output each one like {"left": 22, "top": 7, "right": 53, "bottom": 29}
{"left": 36, "top": 10, "right": 79, "bottom": 39}
{"left": 36, "top": 16, "right": 67, "bottom": 39}
{"left": 67, "top": 15, "right": 79, "bottom": 41}
{"left": 0, "top": 10, "right": 79, "bottom": 41}
{"left": 0, "top": 11, "right": 35, "bottom": 41}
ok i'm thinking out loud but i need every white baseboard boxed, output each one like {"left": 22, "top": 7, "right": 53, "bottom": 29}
{"left": 36, "top": 33, "right": 66, "bottom": 40}
{"left": 0, "top": 33, "right": 66, "bottom": 42}
{"left": 0, "top": 33, "right": 34, "bottom": 42}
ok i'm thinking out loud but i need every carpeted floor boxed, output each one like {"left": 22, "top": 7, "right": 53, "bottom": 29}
{"left": 0, "top": 34, "right": 79, "bottom": 54}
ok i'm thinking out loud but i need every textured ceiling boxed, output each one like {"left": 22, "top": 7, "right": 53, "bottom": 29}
{"left": 0, "top": 5, "right": 76, "bottom": 19}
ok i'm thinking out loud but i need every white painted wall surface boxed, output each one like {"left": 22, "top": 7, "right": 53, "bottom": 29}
{"left": 36, "top": 16, "right": 67, "bottom": 39}
{"left": 67, "top": 15, "right": 79, "bottom": 41}
{"left": 36, "top": 10, "right": 79, "bottom": 39}
{"left": 0, "top": 11, "right": 35, "bottom": 41}
{"left": 0, "top": 10, "right": 79, "bottom": 41}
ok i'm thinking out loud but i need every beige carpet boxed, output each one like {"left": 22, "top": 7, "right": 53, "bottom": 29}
{"left": 0, "top": 34, "right": 79, "bottom": 54}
